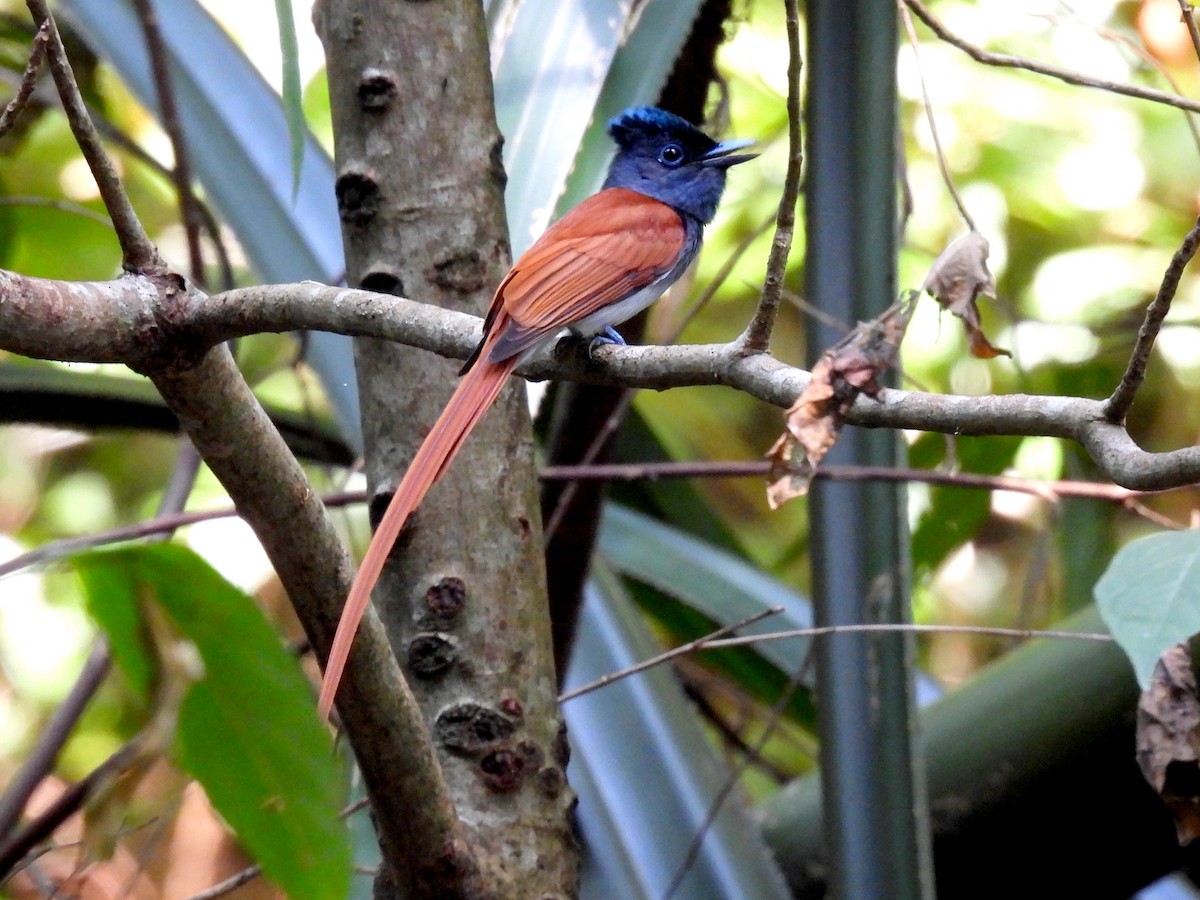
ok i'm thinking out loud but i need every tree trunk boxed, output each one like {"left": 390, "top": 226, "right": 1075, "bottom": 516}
{"left": 314, "top": 0, "right": 577, "bottom": 895}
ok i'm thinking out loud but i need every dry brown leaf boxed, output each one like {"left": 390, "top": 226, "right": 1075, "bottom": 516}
{"left": 1137, "top": 642, "right": 1200, "bottom": 844}
{"left": 766, "top": 294, "right": 916, "bottom": 507}
{"left": 922, "top": 230, "right": 1010, "bottom": 359}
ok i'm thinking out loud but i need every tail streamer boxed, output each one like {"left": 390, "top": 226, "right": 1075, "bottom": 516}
{"left": 318, "top": 352, "right": 517, "bottom": 717}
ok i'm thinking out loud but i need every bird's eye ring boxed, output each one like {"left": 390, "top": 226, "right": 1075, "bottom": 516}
{"left": 659, "top": 143, "right": 684, "bottom": 167}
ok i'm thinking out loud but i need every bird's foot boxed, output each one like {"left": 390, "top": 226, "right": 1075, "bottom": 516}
{"left": 587, "top": 326, "right": 626, "bottom": 359}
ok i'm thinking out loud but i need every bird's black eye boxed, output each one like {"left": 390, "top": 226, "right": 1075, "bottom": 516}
{"left": 658, "top": 143, "right": 684, "bottom": 167}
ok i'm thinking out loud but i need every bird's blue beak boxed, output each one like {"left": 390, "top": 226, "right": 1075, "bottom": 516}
{"left": 700, "top": 138, "right": 758, "bottom": 169}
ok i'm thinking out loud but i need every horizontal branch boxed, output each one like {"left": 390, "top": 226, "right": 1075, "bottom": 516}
{"left": 1, "top": 274, "right": 1199, "bottom": 492}
{"left": 904, "top": 0, "right": 1200, "bottom": 116}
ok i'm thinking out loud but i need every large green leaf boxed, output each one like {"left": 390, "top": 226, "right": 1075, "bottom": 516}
{"left": 1095, "top": 530, "right": 1200, "bottom": 689}
{"left": 599, "top": 504, "right": 812, "bottom": 676}
{"left": 72, "top": 544, "right": 350, "bottom": 900}
{"left": 565, "top": 563, "right": 791, "bottom": 900}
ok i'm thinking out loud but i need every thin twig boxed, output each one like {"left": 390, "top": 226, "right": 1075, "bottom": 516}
{"left": 24, "top": 0, "right": 161, "bottom": 272}
{"left": 559, "top": 606, "right": 784, "bottom": 702}
{"left": 781, "top": 287, "right": 852, "bottom": 335}
{"left": 904, "top": 0, "right": 1200, "bottom": 116}
{"left": 338, "top": 796, "right": 371, "bottom": 819}
{"left": 180, "top": 777, "right": 372, "bottom": 899}
{"left": 83, "top": 114, "right": 236, "bottom": 289}
{"left": 0, "top": 736, "right": 145, "bottom": 878}
{"left": 1124, "top": 497, "right": 1186, "bottom": 530}
{"left": 0, "top": 20, "right": 47, "bottom": 140}
{"left": 541, "top": 459, "right": 1186, "bottom": 502}
{"left": 129, "top": 0, "right": 205, "bottom": 286}
{"left": 663, "top": 656, "right": 812, "bottom": 900}
{"left": 898, "top": 0, "right": 975, "bottom": 230}
{"left": 1176, "top": 0, "right": 1200, "bottom": 73}
{"left": 157, "top": 443, "right": 204, "bottom": 518}
{"left": 2, "top": 818, "right": 160, "bottom": 883}
{"left": 181, "top": 772, "right": 373, "bottom": 900}
{"left": 737, "top": 0, "right": 802, "bottom": 352}
{"left": 1105, "top": 211, "right": 1200, "bottom": 423}
{"left": 682, "top": 680, "right": 794, "bottom": 784}
{"left": 705, "top": 622, "right": 1113, "bottom": 652}
{"left": 3, "top": 461, "right": 1189, "bottom": 588}
{"left": 678, "top": 214, "right": 776, "bottom": 340}
{"left": 560, "top": 620, "right": 1108, "bottom": 710}
{"left": 0, "top": 641, "right": 111, "bottom": 840}
{"left": 0, "top": 491, "right": 363, "bottom": 581}
{"left": 1034, "top": 10, "right": 1200, "bottom": 158}
{"left": 185, "top": 865, "right": 262, "bottom": 900}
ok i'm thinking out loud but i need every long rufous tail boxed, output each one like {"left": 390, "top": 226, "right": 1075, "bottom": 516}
{"left": 318, "top": 352, "right": 518, "bottom": 717}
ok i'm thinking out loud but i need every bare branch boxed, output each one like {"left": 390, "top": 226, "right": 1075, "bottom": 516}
{"left": 129, "top": 0, "right": 206, "bottom": 286}
{"left": 0, "top": 492, "right": 362, "bottom": 580}
{"left": 185, "top": 865, "right": 262, "bottom": 900}
{"left": 737, "top": 0, "right": 802, "bottom": 352}
{"left": 898, "top": 0, "right": 975, "bottom": 230}
{"left": 0, "top": 20, "right": 47, "bottom": 140}
{"left": 1034, "top": 10, "right": 1200, "bottom": 158}
{"left": 1176, "top": 0, "right": 1200, "bottom": 72}
{"left": 540, "top": 459, "right": 1193, "bottom": 501}
{"left": 705, "top": 622, "right": 1113, "bottom": 651}
{"left": 559, "top": 607, "right": 785, "bottom": 702}
{"left": 1105, "top": 211, "right": 1200, "bottom": 423}
{"left": 904, "top": 0, "right": 1200, "bottom": 116}
{"left": 0, "top": 734, "right": 145, "bottom": 877}
{"left": 6, "top": 274, "right": 1200, "bottom": 491}
{"left": 4, "top": 459, "right": 1187, "bottom": 589}
{"left": 0, "top": 641, "right": 111, "bottom": 840}
{"left": 24, "top": 0, "right": 161, "bottom": 273}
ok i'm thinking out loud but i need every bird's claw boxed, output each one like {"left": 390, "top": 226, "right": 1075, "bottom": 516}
{"left": 587, "top": 326, "right": 626, "bottom": 359}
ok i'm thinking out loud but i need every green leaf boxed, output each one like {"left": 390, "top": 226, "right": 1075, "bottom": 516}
{"left": 274, "top": 0, "right": 305, "bottom": 199}
{"left": 910, "top": 434, "right": 1022, "bottom": 573}
{"left": 74, "top": 554, "right": 154, "bottom": 700}
{"left": 598, "top": 504, "right": 818, "bottom": 729}
{"left": 72, "top": 544, "right": 350, "bottom": 900}
{"left": 599, "top": 504, "right": 813, "bottom": 676}
{"left": 1095, "top": 530, "right": 1200, "bottom": 689}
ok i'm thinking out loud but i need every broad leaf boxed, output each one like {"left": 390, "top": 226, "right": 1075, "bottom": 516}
{"left": 73, "top": 544, "right": 350, "bottom": 900}
{"left": 1095, "top": 531, "right": 1200, "bottom": 689}
{"left": 599, "top": 504, "right": 812, "bottom": 676}
{"left": 565, "top": 564, "right": 791, "bottom": 900}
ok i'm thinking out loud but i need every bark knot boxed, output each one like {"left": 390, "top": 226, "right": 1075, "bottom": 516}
{"left": 335, "top": 167, "right": 380, "bottom": 226}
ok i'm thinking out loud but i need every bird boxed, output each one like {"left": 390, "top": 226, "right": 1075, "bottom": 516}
{"left": 318, "top": 106, "right": 756, "bottom": 717}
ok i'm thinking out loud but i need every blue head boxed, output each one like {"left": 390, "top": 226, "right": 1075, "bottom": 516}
{"left": 601, "top": 107, "right": 756, "bottom": 224}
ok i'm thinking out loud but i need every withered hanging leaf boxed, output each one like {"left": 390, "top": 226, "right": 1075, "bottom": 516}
{"left": 922, "top": 230, "right": 1010, "bottom": 359}
{"left": 766, "top": 295, "right": 916, "bottom": 508}
{"left": 1137, "top": 642, "right": 1200, "bottom": 844}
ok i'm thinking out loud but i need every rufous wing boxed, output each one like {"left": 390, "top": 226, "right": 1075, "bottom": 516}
{"left": 485, "top": 188, "right": 686, "bottom": 363}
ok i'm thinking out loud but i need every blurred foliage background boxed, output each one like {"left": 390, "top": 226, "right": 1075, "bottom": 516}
{"left": 3, "top": 0, "right": 1200, "bottom": 894}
